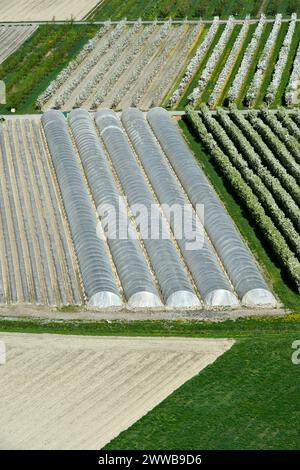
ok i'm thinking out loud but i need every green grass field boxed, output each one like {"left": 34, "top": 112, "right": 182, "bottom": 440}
{"left": 89, "top": 0, "right": 300, "bottom": 20}
{"left": 0, "top": 315, "right": 300, "bottom": 449}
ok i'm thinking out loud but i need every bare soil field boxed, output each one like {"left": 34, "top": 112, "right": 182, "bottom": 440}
{"left": 40, "top": 22, "right": 201, "bottom": 111}
{"left": 0, "top": 333, "right": 234, "bottom": 449}
{"left": 0, "top": 0, "right": 99, "bottom": 22}
{"left": 0, "top": 25, "right": 38, "bottom": 64}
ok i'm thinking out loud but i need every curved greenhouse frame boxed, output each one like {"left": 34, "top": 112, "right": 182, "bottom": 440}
{"left": 147, "top": 107, "right": 276, "bottom": 306}
{"left": 42, "top": 110, "right": 122, "bottom": 308}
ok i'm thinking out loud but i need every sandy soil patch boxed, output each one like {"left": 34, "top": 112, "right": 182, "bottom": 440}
{"left": 0, "top": 1, "right": 99, "bottom": 21}
{"left": 0, "top": 333, "right": 234, "bottom": 449}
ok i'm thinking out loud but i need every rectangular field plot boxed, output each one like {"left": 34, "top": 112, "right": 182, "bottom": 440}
{"left": 0, "top": 0, "right": 99, "bottom": 21}
{"left": 169, "top": 15, "right": 300, "bottom": 109}
{"left": 0, "top": 25, "right": 38, "bottom": 65}
{"left": 0, "top": 117, "right": 82, "bottom": 306}
{"left": 0, "top": 333, "right": 234, "bottom": 450}
{"left": 38, "top": 21, "right": 202, "bottom": 112}
{"left": 0, "top": 109, "right": 277, "bottom": 310}
{"left": 187, "top": 106, "right": 300, "bottom": 297}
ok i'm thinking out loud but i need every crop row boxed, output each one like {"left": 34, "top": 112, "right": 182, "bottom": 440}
{"left": 186, "top": 106, "right": 300, "bottom": 291}
{"left": 171, "top": 14, "right": 300, "bottom": 109}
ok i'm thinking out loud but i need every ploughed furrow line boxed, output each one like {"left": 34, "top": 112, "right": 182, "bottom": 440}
{"left": 0, "top": 126, "right": 18, "bottom": 303}
{"left": 122, "top": 108, "right": 238, "bottom": 307}
{"left": 0, "top": 334, "right": 234, "bottom": 450}
{"left": 67, "top": 117, "right": 125, "bottom": 303}
{"left": 0, "top": 125, "right": 30, "bottom": 303}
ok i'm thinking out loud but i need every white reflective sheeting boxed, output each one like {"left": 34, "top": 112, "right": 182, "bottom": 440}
{"left": 242, "top": 288, "right": 277, "bottom": 307}
{"left": 166, "top": 290, "right": 201, "bottom": 308}
{"left": 95, "top": 108, "right": 200, "bottom": 306}
{"left": 42, "top": 110, "right": 122, "bottom": 307}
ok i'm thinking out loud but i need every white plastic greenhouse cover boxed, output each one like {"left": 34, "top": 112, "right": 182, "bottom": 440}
{"left": 121, "top": 108, "right": 238, "bottom": 307}
{"left": 42, "top": 110, "right": 122, "bottom": 308}
{"left": 69, "top": 109, "right": 162, "bottom": 308}
{"left": 147, "top": 107, "right": 277, "bottom": 307}
{"left": 95, "top": 108, "right": 201, "bottom": 308}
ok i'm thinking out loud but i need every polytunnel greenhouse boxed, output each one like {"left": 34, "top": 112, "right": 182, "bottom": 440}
{"left": 0, "top": 108, "right": 277, "bottom": 309}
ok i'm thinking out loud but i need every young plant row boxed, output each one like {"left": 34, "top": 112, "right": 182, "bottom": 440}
{"left": 186, "top": 106, "right": 300, "bottom": 292}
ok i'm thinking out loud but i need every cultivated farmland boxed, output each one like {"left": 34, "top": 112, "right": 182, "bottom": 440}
{"left": 0, "top": 25, "right": 38, "bottom": 65}
{"left": 187, "top": 106, "right": 300, "bottom": 294}
{"left": 0, "top": 108, "right": 276, "bottom": 309}
{"left": 0, "top": 117, "right": 82, "bottom": 306}
{"left": 38, "top": 20, "right": 201, "bottom": 111}
{"left": 0, "top": 333, "right": 233, "bottom": 449}
{"left": 89, "top": 0, "right": 300, "bottom": 21}
{"left": 0, "top": 23, "right": 98, "bottom": 113}
{"left": 170, "top": 14, "right": 300, "bottom": 109}
{"left": 0, "top": 0, "right": 100, "bottom": 21}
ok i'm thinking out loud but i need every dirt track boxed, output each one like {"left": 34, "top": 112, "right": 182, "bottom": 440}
{"left": 0, "top": 333, "right": 234, "bottom": 449}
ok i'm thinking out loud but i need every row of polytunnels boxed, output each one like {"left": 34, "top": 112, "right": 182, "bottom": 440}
{"left": 0, "top": 109, "right": 277, "bottom": 308}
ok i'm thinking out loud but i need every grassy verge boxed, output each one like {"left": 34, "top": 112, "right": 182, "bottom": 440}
{"left": 105, "top": 332, "right": 300, "bottom": 449}
{"left": 0, "top": 313, "right": 299, "bottom": 338}
{"left": 0, "top": 23, "right": 98, "bottom": 114}
{"left": 178, "top": 119, "right": 300, "bottom": 310}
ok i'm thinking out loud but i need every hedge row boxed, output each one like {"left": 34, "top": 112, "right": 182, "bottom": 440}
{"left": 199, "top": 106, "right": 300, "bottom": 259}
{"left": 186, "top": 106, "right": 300, "bottom": 292}
{"left": 276, "top": 108, "right": 300, "bottom": 142}
{"left": 230, "top": 107, "right": 300, "bottom": 206}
